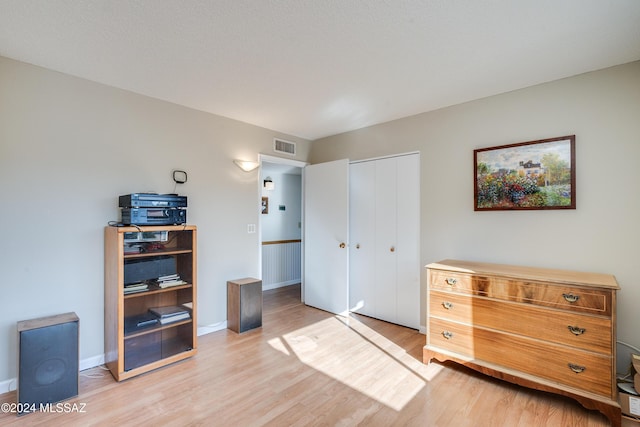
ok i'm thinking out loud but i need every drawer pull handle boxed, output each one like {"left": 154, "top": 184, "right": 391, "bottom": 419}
{"left": 567, "top": 325, "right": 586, "bottom": 336}
{"left": 442, "top": 331, "right": 454, "bottom": 340}
{"left": 568, "top": 363, "right": 586, "bottom": 374}
{"left": 445, "top": 278, "right": 457, "bottom": 286}
{"left": 442, "top": 301, "right": 453, "bottom": 310}
{"left": 562, "top": 293, "right": 580, "bottom": 303}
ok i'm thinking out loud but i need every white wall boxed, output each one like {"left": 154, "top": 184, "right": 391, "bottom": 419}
{"left": 260, "top": 171, "right": 302, "bottom": 241}
{"left": 310, "top": 61, "right": 640, "bottom": 353}
{"left": 0, "top": 56, "right": 311, "bottom": 386}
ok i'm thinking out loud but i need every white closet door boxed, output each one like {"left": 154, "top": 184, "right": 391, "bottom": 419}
{"left": 349, "top": 161, "right": 376, "bottom": 316}
{"left": 348, "top": 153, "right": 420, "bottom": 329}
{"left": 304, "top": 159, "right": 350, "bottom": 315}
{"left": 395, "top": 154, "right": 420, "bottom": 328}
{"left": 374, "top": 157, "right": 398, "bottom": 323}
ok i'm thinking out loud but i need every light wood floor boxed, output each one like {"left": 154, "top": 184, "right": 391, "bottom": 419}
{"left": 0, "top": 284, "right": 620, "bottom": 426}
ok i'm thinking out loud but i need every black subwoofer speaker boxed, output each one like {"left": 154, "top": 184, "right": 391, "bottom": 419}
{"left": 17, "top": 312, "right": 79, "bottom": 415}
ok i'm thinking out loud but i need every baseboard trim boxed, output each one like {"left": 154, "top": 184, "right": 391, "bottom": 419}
{"left": 197, "top": 321, "right": 228, "bottom": 336}
{"left": 0, "top": 378, "right": 16, "bottom": 394}
{"left": 80, "top": 354, "right": 105, "bottom": 371}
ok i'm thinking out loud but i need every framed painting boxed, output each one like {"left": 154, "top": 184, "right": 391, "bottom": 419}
{"left": 474, "top": 135, "right": 575, "bottom": 211}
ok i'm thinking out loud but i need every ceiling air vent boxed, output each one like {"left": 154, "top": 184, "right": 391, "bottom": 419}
{"left": 274, "top": 138, "right": 296, "bottom": 156}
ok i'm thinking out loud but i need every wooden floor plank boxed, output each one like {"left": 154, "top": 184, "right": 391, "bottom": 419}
{"left": 0, "top": 284, "right": 616, "bottom": 426}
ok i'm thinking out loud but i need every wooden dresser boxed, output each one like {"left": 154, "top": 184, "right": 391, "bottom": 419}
{"left": 424, "top": 259, "right": 621, "bottom": 426}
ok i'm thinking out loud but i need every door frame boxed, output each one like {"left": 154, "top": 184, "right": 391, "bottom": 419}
{"left": 258, "top": 154, "right": 308, "bottom": 300}
{"left": 349, "top": 151, "right": 420, "bottom": 165}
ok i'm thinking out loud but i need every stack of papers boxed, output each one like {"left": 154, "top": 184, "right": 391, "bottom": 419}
{"left": 124, "top": 282, "right": 149, "bottom": 294}
{"left": 148, "top": 306, "right": 191, "bottom": 324}
{"left": 157, "top": 274, "right": 187, "bottom": 288}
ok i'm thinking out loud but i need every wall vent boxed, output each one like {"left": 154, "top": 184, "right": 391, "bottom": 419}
{"left": 274, "top": 138, "right": 296, "bottom": 156}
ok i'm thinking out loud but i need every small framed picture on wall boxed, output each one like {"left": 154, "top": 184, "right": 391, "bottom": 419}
{"left": 261, "top": 197, "right": 269, "bottom": 214}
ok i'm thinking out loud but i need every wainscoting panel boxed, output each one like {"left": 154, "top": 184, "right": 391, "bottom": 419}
{"left": 262, "top": 240, "right": 301, "bottom": 291}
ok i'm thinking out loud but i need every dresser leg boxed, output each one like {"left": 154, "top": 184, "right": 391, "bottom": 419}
{"left": 598, "top": 403, "right": 621, "bottom": 427}
{"left": 423, "top": 347, "right": 438, "bottom": 365}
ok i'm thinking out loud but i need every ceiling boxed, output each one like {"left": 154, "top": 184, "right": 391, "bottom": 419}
{"left": 1, "top": 1, "right": 639, "bottom": 141}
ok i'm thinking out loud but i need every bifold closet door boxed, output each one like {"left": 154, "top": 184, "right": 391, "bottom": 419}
{"left": 349, "top": 161, "right": 375, "bottom": 317}
{"left": 374, "top": 157, "right": 398, "bottom": 323}
{"left": 349, "top": 153, "right": 420, "bottom": 329}
{"left": 395, "top": 154, "right": 420, "bottom": 328}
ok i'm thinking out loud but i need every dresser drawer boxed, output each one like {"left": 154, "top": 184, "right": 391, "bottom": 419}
{"left": 429, "top": 270, "right": 612, "bottom": 316}
{"left": 429, "top": 290, "right": 612, "bottom": 354}
{"left": 428, "top": 317, "right": 613, "bottom": 397}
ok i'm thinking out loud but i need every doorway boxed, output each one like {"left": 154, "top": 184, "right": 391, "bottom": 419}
{"left": 259, "top": 154, "right": 306, "bottom": 302}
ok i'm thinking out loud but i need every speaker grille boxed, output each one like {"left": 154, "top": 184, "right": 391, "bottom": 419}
{"left": 17, "top": 313, "right": 79, "bottom": 415}
{"left": 34, "top": 358, "right": 67, "bottom": 385}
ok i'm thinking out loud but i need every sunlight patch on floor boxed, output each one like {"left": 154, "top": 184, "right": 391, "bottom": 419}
{"left": 340, "top": 315, "right": 445, "bottom": 382}
{"left": 278, "top": 315, "right": 445, "bottom": 411}
{"left": 267, "top": 336, "right": 291, "bottom": 356}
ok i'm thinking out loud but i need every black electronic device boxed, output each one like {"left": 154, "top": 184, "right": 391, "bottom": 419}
{"left": 121, "top": 207, "right": 186, "bottom": 226}
{"left": 123, "top": 255, "right": 176, "bottom": 285}
{"left": 119, "top": 193, "right": 187, "bottom": 208}
{"left": 124, "top": 313, "right": 159, "bottom": 334}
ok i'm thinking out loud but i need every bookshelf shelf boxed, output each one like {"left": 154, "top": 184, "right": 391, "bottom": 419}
{"left": 124, "top": 248, "right": 193, "bottom": 259}
{"left": 123, "top": 319, "right": 193, "bottom": 339}
{"left": 123, "top": 283, "right": 193, "bottom": 299}
{"left": 104, "top": 225, "right": 198, "bottom": 381}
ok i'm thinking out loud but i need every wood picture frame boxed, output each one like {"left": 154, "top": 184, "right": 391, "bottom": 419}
{"left": 261, "top": 197, "right": 269, "bottom": 214}
{"left": 474, "top": 135, "right": 575, "bottom": 211}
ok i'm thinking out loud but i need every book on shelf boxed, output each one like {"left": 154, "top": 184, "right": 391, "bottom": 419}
{"left": 148, "top": 305, "right": 190, "bottom": 319}
{"left": 148, "top": 305, "right": 192, "bottom": 325}
{"left": 158, "top": 280, "right": 188, "bottom": 288}
{"left": 158, "top": 312, "right": 191, "bottom": 324}
{"left": 124, "top": 282, "right": 149, "bottom": 294}
{"left": 156, "top": 274, "right": 188, "bottom": 288}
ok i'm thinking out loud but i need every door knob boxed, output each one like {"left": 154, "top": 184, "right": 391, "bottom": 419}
{"left": 339, "top": 242, "right": 346, "bottom": 249}
{"left": 390, "top": 246, "right": 395, "bottom": 252}
{"left": 355, "top": 244, "right": 360, "bottom": 249}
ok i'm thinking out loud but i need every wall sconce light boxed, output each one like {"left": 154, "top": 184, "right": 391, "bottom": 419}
{"left": 234, "top": 159, "right": 259, "bottom": 172}
{"left": 263, "top": 177, "right": 275, "bottom": 190}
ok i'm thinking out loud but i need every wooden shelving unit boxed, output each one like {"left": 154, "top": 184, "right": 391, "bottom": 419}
{"left": 104, "top": 225, "right": 197, "bottom": 381}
